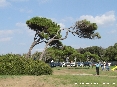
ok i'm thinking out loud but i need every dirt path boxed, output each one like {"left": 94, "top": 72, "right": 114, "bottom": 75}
{"left": 0, "top": 76, "right": 72, "bottom": 87}
{"left": 0, "top": 76, "right": 52, "bottom": 87}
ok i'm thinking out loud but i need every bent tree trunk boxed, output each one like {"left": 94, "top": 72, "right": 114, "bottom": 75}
{"left": 39, "top": 38, "right": 53, "bottom": 60}
{"left": 39, "top": 43, "right": 48, "bottom": 60}
{"left": 39, "top": 29, "right": 68, "bottom": 60}
{"left": 27, "top": 41, "right": 37, "bottom": 58}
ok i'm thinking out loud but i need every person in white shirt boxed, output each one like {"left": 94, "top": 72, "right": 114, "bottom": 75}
{"left": 108, "top": 63, "right": 111, "bottom": 71}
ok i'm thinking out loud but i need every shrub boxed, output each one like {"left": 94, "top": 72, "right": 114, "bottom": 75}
{"left": 0, "top": 54, "right": 52, "bottom": 75}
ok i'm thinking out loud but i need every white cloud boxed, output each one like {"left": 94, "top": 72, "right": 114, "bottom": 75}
{"left": 27, "top": 29, "right": 35, "bottom": 36}
{"left": 34, "top": 48, "right": 44, "bottom": 52}
{"left": 0, "top": 30, "right": 13, "bottom": 42}
{"left": 79, "top": 11, "right": 116, "bottom": 26}
{"left": 35, "top": 48, "right": 43, "bottom": 51}
{"left": 71, "top": 44, "right": 90, "bottom": 49}
{"left": 38, "top": 0, "right": 51, "bottom": 4}
{"left": 0, "top": 0, "right": 11, "bottom": 7}
{"left": 58, "top": 23, "right": 65, "bottom": 29}
{"left": 0, "top": 30, "right": 13, "bottom": 36}
{"left": 30, "top": 48, "right": 44, "bottom": 54}
{"left": 0, "top": 37, "right": 12, "bottom": 42}
{"left": 108, "top": 29, "right": 116, "bottom": 34}
{"left": 16, "top": 22, "right": 35, "bottom": 36}
{"left": 16, "top": 22, "right": 27, "bottom": 28}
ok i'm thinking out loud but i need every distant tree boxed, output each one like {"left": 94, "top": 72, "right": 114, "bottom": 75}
{"left": 83, "top": 52, "right": 99, "bottom": 62}
{"left": 76, "top": 47, "right": 85, "bottom": 54}
{"left": 76, "top": 53, "right": 84, "bottom": 62}
{"left": 62, "top": 46, "right": 76, "bottom": 57}
{"left": 60, "top": 46, "right": 78, "bottom": 61}
{"left": 45, "top": 46, "right": 81, "bottom": 62}
{"left": 26, "top": 17, "right": 101, "bottom": 60}
{"left": 43, "top": 47, "right": 59, "bottom": 61}
{"left": 83, "top": 46, "right": 105, "bottom": 60}
{"left": 105, "top": 43, "right": 117, "bottom": 61}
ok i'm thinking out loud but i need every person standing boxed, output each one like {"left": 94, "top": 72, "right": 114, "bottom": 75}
{"left": 106, "top": 62, "right": 110, "bottom": 71}
{"left": 96, "top": 62, "right": 100, "bottom": 75}
{"left": 108, "top": 62, "right": 111, "bottom": 71}
{"left": 103, "top": 61, "right": 106, "bottom": 70}
{"left": 50, "top": 60, "right": 54, "bottom": 67}
{"left": 101, "top": 62, "right": 104, "bottom": 71}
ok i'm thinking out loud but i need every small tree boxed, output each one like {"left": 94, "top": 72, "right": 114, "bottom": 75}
{"left": 26, "top": 17, "right": 101, "bottom": 60}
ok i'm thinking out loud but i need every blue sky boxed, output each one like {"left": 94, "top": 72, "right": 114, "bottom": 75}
{"left": 0, "top": 0, "right": 117, "bottom": 54}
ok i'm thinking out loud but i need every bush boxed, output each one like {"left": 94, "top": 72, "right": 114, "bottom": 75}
{"left": 0, "top": 54, "right": 53, "bottom": 75}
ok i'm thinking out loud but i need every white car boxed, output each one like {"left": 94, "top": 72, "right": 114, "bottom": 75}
{"left": 70, "top": 62, "right": 77, "bottom": 67}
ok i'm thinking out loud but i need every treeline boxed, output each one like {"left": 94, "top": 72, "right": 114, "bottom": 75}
{"left": 0, "top": 43, "right": 117, "bottom": 63}
{"left": 78, "top": 43, "right": 117, "bottom": 61}
{"left": 30, "top": 43, "right": 117, "bottom": 62}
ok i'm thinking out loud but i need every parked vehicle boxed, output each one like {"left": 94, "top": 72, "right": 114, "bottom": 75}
{"left": 70, "top": 62, "right": 77, "bottom": 67}
{"left": 77, "top": 62, "right": 84, "bottom": 67}
{"left": 83, "top": 62, "right": 92, "bottom": 68}
{"left": 50, "top": 62, "right": 56, "bottom": 67}
{"left": 59, "top": 62, "right": 77, "bottom": 67}
{"left": 60, "top": 62, "right": 71, "bottom": 67}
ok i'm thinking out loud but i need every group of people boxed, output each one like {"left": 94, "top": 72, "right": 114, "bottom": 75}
{"left": 95, "top": 61, "right": 111, "bottom": 75}
{"left": 101, "top": 61, "right": 111, "bottom": 71}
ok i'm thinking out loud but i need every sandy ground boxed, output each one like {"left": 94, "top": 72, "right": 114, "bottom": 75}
{"left": 0, "top": 68, "right": 75, "bottom": 87}
{"left": 0, "top": 75, "right": 74, "bottom": 87}
{"left": 0, "top": 76, "right": 53, "bottom": 87}
{"left": 0, "top": 68, "right": 93, "bottom": 87}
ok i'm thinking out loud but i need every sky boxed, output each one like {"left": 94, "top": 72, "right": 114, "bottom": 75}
{"left": 0, "top": 0, "right": 117, "bottom": 55}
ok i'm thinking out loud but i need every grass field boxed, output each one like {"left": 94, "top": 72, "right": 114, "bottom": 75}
{"left": 0, "top": 66, "right": 117, "bottom": 87}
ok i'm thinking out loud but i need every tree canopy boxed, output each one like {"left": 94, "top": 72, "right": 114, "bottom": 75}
{"left": 105, "top": 43, "right": 117, "bottom": 61}
{"left": 26, "top": 16, "right": 101, "bottom": 60}
{"left": 26, "top": 16, "right": 62, "bottom": 45}
{"left": 75, "top": 19, "right": 101, "bottom": 39}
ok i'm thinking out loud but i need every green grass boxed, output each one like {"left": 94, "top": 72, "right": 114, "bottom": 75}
{"left": 50, "top": 66, "right": 117, "bottom": 87}
{"left": 0, "top": 66, "right": 117, "bottom": 87}
{"left": 44, "top": 75, "right": 117, "bottom": 87}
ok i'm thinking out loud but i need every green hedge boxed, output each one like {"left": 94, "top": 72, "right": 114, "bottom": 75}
{"left": 0, "top": 54, "right": 52, "bottom": 75}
